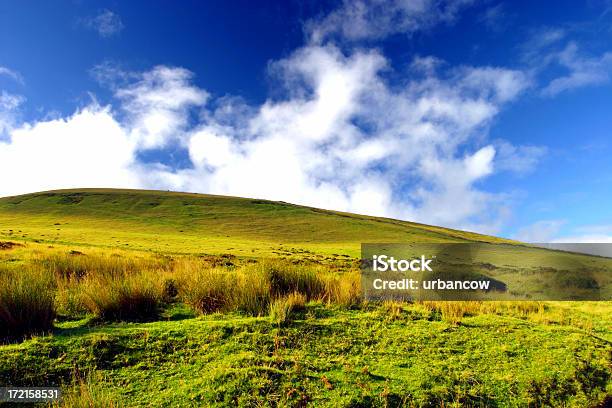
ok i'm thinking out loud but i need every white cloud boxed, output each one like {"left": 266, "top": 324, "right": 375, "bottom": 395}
{"left": 458, "top": 67, "right": 530, "bottom": 103}
{"left": 551, "top": 235, "right": 612, "bottom": 243}
{"left": 0, "top": 67, "right": 25, "bottom": 137}
{"left": 0, "top": 92, "right": 23, "bottom": 111}
{"left": 0, "top": 91, "right": 25, "bottom": 139}
{"left": 0, "top": 46, "right": 533, "bottom": 233}
{"left": 83, "top": 10, "right": 124, "bottom": 38}
{"left": 513, "top": 220, "right": 565, "bottom": 242}
{"left": 113, "top": 66, "right": 208, "bottom": 149}
{"left": 551, "top": 224, "right": 612, "bottom": 243}
{"left": 0, "top": 105, "right": 137, "bottom": 196}
{"left": 541, "top": 42, "right": 612, "bottom": 96}
{"left": 537, "top": 28, "right": 566, "bottom": 47}
{"left": 0, "top": 66, "right": 24, "bottom": 84}
{"left": 478, "top": 4, "right": 508, "bottom": 32}
{"left": 494, "top": 141, "right": 547, "bottom": 174}
{"left": 521, "top": 26, "right": 612, "bottom": 96}
{"left": 514, "top": 221, "right": 612, "bottom": 244}
{"left": 521, "top": 27, "right": 566, "bottom": 61}
{"left": 306, "top": 0, "right": 474, "bottom": 43}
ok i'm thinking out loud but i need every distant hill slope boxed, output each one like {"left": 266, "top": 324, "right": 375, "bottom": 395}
{"left": 0, "top": 189, "right": 512, "bottom": 256}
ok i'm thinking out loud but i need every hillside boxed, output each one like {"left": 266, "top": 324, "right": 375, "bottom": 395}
{"left": 0, "top": 189, "right": 610, "bottom": 406}
{"left": 0, "top": 188, "right": 511, "bottom": 257}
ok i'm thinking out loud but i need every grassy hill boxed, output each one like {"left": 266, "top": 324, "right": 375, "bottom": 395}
{"left": 0, "top": 189, "right": 610, "bottom": 407}
{"left": 0, "top": 188, "right": 510, "bottom": 257}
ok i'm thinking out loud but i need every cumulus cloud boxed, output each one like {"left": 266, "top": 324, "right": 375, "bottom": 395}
{"left": 82, "top": 10, "right": 124, "bottom": 38}
{"left": 112, "top": 66, "right": 209, "bottom": 149}
{"left": 306, "top": 0, "right": 474, "bottom": 43}
{"left": 0, "top": 66, "right": 25, "bottom": 137}
{"left": 0, "top": 43, "right": 534, "bottom": 233}
{"left": 0, "top": 105, "right": 137, "bottom": 196}
{"left": 0, "top": 1, "right": 545, "bottom": 234}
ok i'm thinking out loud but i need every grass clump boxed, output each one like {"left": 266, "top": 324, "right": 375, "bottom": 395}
{"left": 260, "top": 260, "right": 326, "bottom": 299}
{"left": 36, "top": 251, "right": 169, "bottom": 279}
{"left": 177, "top": 264, "right": 272, "bottom": 315}
{"left": 178, "top": 260, "right": 327, "bottom": 316}
{"left": 52, "top": 373, "right": 121, "bottom": 408}
{"left": 0, "top": 266, "right": 55, "bottom": 340}
{"left": 323, "top": 270, "right": 362, "bottom": 307}
{"left": 233, "top": 269, "right": 271, "bottom": 315}
{"left": 80, "top": 271, "right": 163, "bottom": 322}
{"left": 269, "top": 292, "right": 306, "bottom": 326}
{"left": 419, "top": 301, "right": 548, "bottom": 324}
{"left": 421, "top": 301, "right": 482, "bottom": 324}
{"left": 178, "top": 267, "right": 236, "bottom": 314}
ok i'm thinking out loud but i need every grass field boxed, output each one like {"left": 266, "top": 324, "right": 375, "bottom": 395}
{"left": 0, "top": 189, "right": 610, "bottom": 407}
{"left": 0, "top": 189, "right": 512, "bottom": 257}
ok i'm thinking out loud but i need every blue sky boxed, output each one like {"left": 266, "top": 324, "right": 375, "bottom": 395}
{"left": 1, "top": 0, "right": 612, "bottom": 241}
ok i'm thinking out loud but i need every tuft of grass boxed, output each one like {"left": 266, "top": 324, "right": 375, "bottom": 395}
{"left": 51, "top": 373, "right": 121, "bottom": 408}
{"left": 40, "top": 251, "right": 172, "bottom": 322}
{"left": 177, "top": 266, "right": 237, "bottom": 314}
{"left": 0, "top": 266, "right": 55, "bottom": 340}
{"left": 36, "top": 251, "right": 169, "bottom": 280}
{"left": 177, "top": 262, "right": 272, "bottom": 316}
{"left": 233, "top": 269, "right": 271, "bottom": 315}
{"left": 269, "top": 292, "right": 306, "bottom": 326}
{"left": 80, "top": 270, "right": 164, "bottom": 322}
{"left": 323, "top": 270, "right": 362, "bottom": 307}
{"left": 55, "top": 274, "right": 89, "bottom": 318}
{"left": 179, "top": 260, "right": 329, "bottom": 316}
{"left": 419, "top": 301, "right": 548, "bottom": 325}
{"left": 257, "top": 260, "right": 326, "bottom": 300}
{"left": 382, "top": 300, "right": 404, "bottom": 321}
{"left": 421, "top": 301, "right": 481, "bottom": 324}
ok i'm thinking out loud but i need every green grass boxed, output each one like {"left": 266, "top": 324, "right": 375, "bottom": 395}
{"left": 0, "top": 304, "right": 609, "bottom": 407}
{"left": 0, "top": 189, "right": 513, "bottom": 257}
{"left": 0, "top": 189, "right": 610, "bottom": 407}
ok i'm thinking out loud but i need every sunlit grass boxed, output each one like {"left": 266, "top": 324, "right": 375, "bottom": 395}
{"left": 0, "top": 265, "right": 55, "bottom": 340}
{"left": 0, "top": 190, "right": 609, "bottom": 406}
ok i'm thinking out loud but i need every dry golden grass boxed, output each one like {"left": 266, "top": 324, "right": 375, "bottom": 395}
{"left": 269, "top": 292, "right": 306, "bottom": 326}
{"left": 418, "top": 300, "right": 547, "bottom": 324}
{"left": 0, "top": 265, "right": 56, "bottom": 339}
{"left": 34, "top": 250, "right": 170, "bottom": 279}
{"left": 5, "top": 243, "right": 597, "bottom": 335}
{"left": 322, "top": 269, "right": 362, "bottom": 307}
{"left": 37, "top": 251, "right": 172, "bottom": 322}
{"left": 79, "top": 270, "right": 165, "bottom": 322}
{"left": 177, "top": 266, "right": 244, "bottom": 314}
{"left": 176, "top": 260, "right": 326, "bottom": 316}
